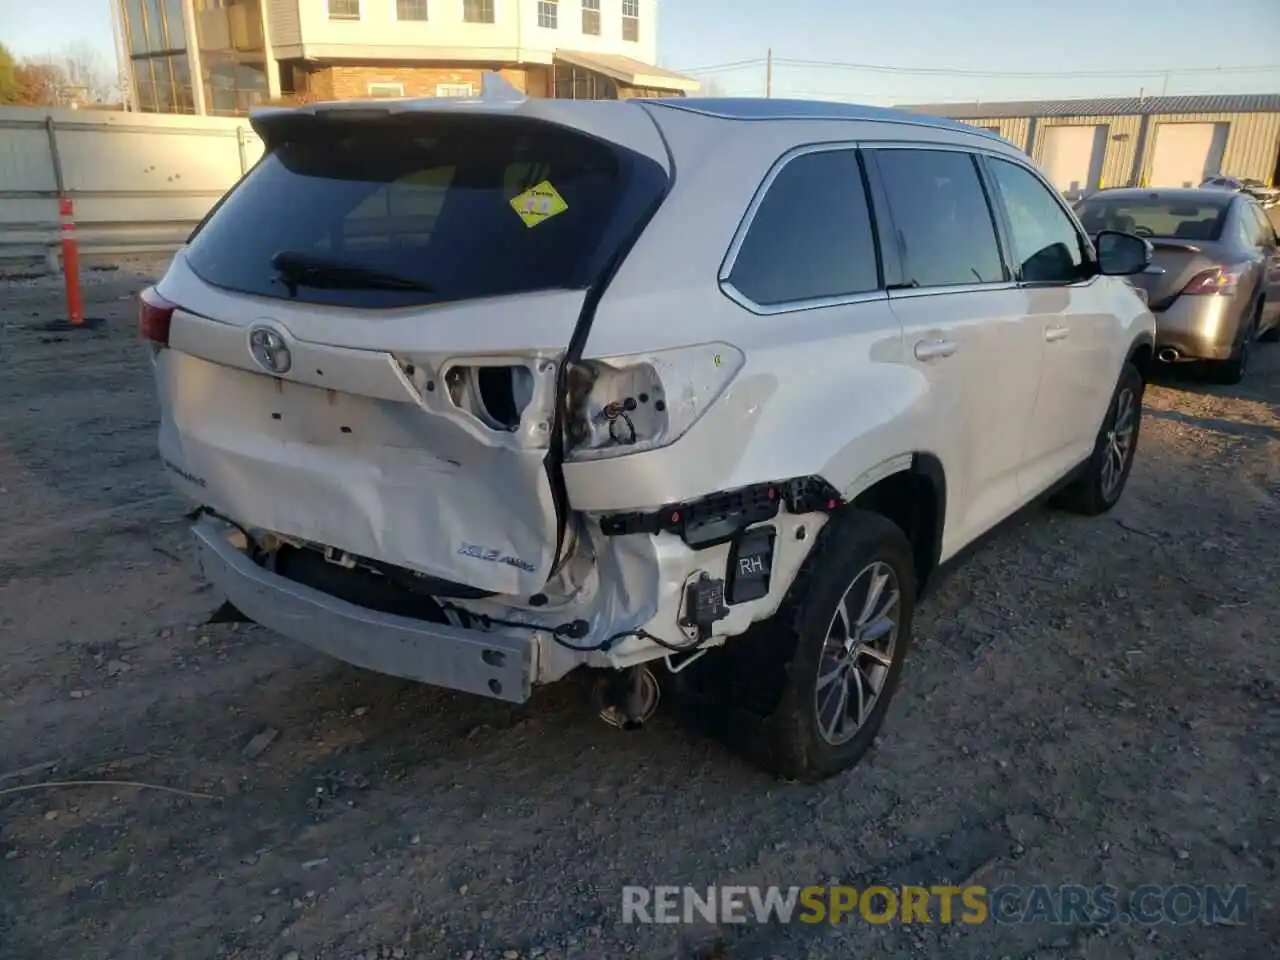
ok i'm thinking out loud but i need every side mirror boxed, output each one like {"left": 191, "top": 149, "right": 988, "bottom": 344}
{"left": 1095, "top": 230, "right": 1153, "bottom": 276}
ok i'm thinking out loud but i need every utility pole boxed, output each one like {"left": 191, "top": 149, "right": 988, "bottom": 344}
{"left": 766, "top": 47, "right": 772, "bottom": 98}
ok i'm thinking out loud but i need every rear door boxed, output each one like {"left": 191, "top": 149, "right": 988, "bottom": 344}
{"left": 153, "top": 106, "right": 669, "bottom": 597}
{"left": 867, "top": 146, "right": 1044, "bottom": 548}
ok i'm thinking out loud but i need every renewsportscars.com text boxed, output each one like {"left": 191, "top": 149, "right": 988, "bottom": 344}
{"left": 621, "top": 884, "right": 1249, "bottom": 927}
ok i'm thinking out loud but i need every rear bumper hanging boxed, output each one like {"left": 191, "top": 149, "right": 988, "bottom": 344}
{"left": 192, "top": 517, "right": 537, "bottom": 703}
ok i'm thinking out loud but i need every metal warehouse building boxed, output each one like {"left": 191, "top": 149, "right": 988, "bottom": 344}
{"left": 901, "top": 94, "right": 1280, "bottom": 200}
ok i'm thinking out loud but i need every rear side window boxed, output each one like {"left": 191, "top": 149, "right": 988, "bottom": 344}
{"left": 873, "top": 149, "right": 1005, "bottom": 288}
{"left": 1074, "top": 196, "right": 1229, "bottom": 242}
{"left": 1244, "top": 203, "right": 1274, "bottom": 246}
{"left": 726, "top": 149, "right": 880, "bottom": 307}
{"left": 184, "top": 116, "right": 664, "bottom": 308}
{"left": 988, "top": 158, "right": 1090, "bottom": 284}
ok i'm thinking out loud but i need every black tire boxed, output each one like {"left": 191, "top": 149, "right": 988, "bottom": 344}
{"left": 1209, "top": 303, "right": 1259, "bottom": 384}
{"left": 1051, "top": 362, "right": 1144, "bottom": 516}
{"left": 672, "top": 509, "right": 916, "bottom": 782}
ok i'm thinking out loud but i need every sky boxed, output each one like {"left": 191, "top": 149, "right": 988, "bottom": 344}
{"left": 2, "top": 0, "right": 1278, "bottom": 106}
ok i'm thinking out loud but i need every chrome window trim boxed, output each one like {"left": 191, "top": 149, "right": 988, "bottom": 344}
{"left": 721, "top": 282, "right": 889, "bottom": 316}
{"left": 717, "top": 141, "right": 885, "bottom": 315}
{"left": 719, "top": 138, "right": 1050, "bottom": 316}
{"left": 888, "top": 281, "right": 1019, "bottom": 300}
{"left": 719, "top": 141, "right": 861, "bottom": 282}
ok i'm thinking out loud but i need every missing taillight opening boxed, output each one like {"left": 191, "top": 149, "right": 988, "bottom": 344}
{"left": 563, "top": 344, "right": 745, "bottom": 462}
{"left": 138, "top": 286, "right": 177, "bottom": 346}
{"left": 444, "top": 364, "right": 534, "bottom": 432}
{"left": 565, "top": 358, "right": 666, "bottom": 453}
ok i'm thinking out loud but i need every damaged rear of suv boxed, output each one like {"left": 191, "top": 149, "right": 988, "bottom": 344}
{"left": 145, "top": 76, "right": 1155, "bottom": 781}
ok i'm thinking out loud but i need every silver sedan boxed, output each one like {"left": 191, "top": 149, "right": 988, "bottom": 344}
{"left": 1076, "top": 187, "right": 1280, "bottom": 383}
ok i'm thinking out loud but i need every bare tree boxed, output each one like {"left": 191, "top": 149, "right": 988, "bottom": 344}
{"left": 61, "top": 43, "right": 122, "bottom": 104}
{"left": 699, "top": 76, "right": 728, "bottom": 97}
{"left": 13, "top": 61, "right": 68, "bottom": 107}
{"left": 26, "top": 43, "right": 122, "bottom": 106}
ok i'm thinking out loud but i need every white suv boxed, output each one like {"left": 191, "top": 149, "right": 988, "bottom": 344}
{"left": 141, "top": 76, "right": 1157, "bottom": 781}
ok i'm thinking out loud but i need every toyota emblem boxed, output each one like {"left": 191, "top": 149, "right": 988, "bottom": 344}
{"left": 248, "top": 325, "right": 291, "bottom": 375}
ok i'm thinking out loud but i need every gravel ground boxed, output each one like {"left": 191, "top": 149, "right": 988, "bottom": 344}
{"left": 1, "top": 258, "right": 1278, "bottom": 960}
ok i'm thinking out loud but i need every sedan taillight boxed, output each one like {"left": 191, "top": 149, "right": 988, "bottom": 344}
{"left": 1181, "top": 265, "right": 1246, "bottom": 296}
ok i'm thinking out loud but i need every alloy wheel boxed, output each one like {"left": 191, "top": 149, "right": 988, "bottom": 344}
{"left": 1100, "top": 386, "right": 1136, "bottom": 501}
{"left": 814, "top": 561, "right": 901, "bottom": 745}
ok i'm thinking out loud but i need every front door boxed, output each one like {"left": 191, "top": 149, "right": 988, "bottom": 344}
{"left": 867, "top": 147, "right": 1045, "bottom": 553}
{"left": 982, "top": 155, "right": 1117, "bottom": 495}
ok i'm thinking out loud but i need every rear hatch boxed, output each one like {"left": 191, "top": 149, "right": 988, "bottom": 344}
{"left": 149, "top": 97, "right": 670, "bottom": 597}
{"left": 1075, "top": 191, "right": 1233, "bottom": 310}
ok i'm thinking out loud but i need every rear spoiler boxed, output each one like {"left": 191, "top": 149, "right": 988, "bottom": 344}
{"left": 248, "top": 72, "right": 528, "bottom": 147}
{"left": 244, "top": 72, "right": 671, "bottom": 170}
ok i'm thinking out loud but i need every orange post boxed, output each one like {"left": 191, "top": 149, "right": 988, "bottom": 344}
{"left": 59, "top": 196, "right": 84, "bottom": 327}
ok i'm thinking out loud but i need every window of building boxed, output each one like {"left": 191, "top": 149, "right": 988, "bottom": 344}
{"left": 328, "top": 0, "right": 360, "bottom": 20}
{"left": 552, "top": 64, "right": 618, "bottom": 99}
{"left": 193, "top": 0, "right": 268, "bottom": 116}
{"left": 122, "top": 0, "right": 196, "bottom": 112}
{"left": 581, "top": 0, "right": 600, "bottom": 35}
{"left": 873, "top": 148, "right": 1004, "bottom": 288}
{"left": 538, "top": 0, "right": 558, "bottom": 28}
{"left": 396, "top": 0, "right": 427, "bottom": 19}
{"left": 367, "top": 82, "right": 405, "bottom": 98}
{"left": 727, "top": 149, "right": 880, "bottom": 307}
{"left": 204, "top": 61, "right": 269, "bottom": 114}
{"left": 988, "top": 158, "right": 1089, "bottom": 284}
{"left": 463, "top": 0, "right": 494, "bottom": 22}
{"left": 621, "top": 0, "right": 639, "bottom": 41}
{"left": 436, "top": 83, "right": 474, "bottom": 97}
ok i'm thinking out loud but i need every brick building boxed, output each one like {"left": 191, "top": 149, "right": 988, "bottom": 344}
{"left": 112, "top": 0, "right": 697, "bottom": 116}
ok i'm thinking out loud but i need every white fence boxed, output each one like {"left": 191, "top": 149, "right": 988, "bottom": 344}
{"left": 0, "top": 106, "right": 264, "bottom": 268}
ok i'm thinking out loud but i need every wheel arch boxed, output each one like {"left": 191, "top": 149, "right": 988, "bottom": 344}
{"left": 1125, "top": 331, "right": 1154, "bottom": 382}
{"left": 840, "top": 453, "right": 947, "bottom": 594}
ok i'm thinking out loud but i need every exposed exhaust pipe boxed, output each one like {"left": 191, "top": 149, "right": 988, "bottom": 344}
{"left": 595, "top": 665, "right": 662, "bottom": 730}
{"left": 1158, "top": 348, "right": 1180, "bottom": 363}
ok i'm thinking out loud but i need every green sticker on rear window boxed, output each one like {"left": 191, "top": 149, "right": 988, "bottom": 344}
{"left": 511, "top": 181, "right": 568, "bottom": 228}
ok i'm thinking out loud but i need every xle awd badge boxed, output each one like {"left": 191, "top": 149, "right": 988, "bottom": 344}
{"left": 248, "top": 325, "right": 291, "bottom": 375}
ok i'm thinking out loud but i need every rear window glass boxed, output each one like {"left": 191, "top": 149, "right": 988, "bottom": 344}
{"left": 1075, "top": 196, "right": 1229, "bottom": 242}
{"left": 728, "top": 148, "right": 880, "bottom": 306}
{"left": 185, "top": 117, "right": 662, "bottom": 308}
{"left": 873, "top": 148, "right": 1005, "bottom": 288}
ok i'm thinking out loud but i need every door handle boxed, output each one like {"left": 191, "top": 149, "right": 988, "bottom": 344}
{"left": 913, "top": 338, "right": 958, "bottom": 361}
{"left": 1045, "top": 325, "right": 1071, "bottom": 342}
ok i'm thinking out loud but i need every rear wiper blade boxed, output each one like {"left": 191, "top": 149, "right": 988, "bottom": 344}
{"left": 270, "top": 251, "right": 434, "bottom": 294}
